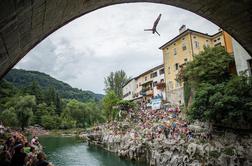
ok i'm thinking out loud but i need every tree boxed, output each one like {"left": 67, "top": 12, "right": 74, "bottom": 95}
{"left": 25, "top": 81, "right": 44, "bottom": 104}
{"left": 0, "top": 107, "right": 18, "bottom": 127}
{"left": 45, "top": 86, "right": 56, "bottom": 106}
{"left": 55, "top": 93, "right": 62, "bottom": 115}
{"left": 102, "top": 91, "right": 120, "bottom": 121}
{"left": 32, "top": 102, "right": 54, "bottom": 125}
{"left": 63, "top": 99, "right": 86, "bottom": 127}
{"left": 179, "top": 46, "right": 234, "bottom": 87}
{"left": 180, "top": 46, "right": 252, "bottom": 128}
{"left": 41, "top": 115, "right": 60, "bottom": 129}
{"left": 104, "top": 70, "right": 130, "bottom": 98}
{"left": 15, "top": 95, "right": 36, "bottom": 130}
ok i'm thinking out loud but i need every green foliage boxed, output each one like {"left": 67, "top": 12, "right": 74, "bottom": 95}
{"left": 4, "top": 69, "right": 103, "bottom": 102}
{"left": 14, "top": 95, "right": 36, "bottom": 130}
{"left": 0, "top": 107, "right": 18, "bottom": 127}
{"left": 41, "top": 115, "right": 60, "bottom": 130}
{"left": 209, "top": 150, "right": 220, "bottom": 158}
{"left": 183, "top": 81, "right": 191, "bottom": 108}
{"left": 223, "top": 148, "right": 235, "bottom": 156}
{"left": 32, "top": 103, "right": 55, "bottom": 124}
{"left": 117, "top": 100, "right": 137, "bottom": 111}
{"left": 102, "top": 91, "right": 120, "bottom": 121}
{"left": 181, "top": 46, "right": 233, "bottom": 87}
{"left": 104, "top": 70, "right": 130, "bottom": 98}
{"left": 0, "top": 69, "right": 105, "bottom": 130}
{"left": 182, "top": 47, "right": 252, "bottom": 128}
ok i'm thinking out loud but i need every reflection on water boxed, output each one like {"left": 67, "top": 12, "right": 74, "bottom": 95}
{"left": 39, "top": 136, "right": 146, "bottom": 166}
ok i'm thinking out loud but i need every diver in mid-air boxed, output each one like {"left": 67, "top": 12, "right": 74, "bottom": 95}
{"left": 144, "top": 14, "right": 162, "bottom": 36}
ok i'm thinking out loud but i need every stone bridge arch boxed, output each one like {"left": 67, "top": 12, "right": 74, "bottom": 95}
{"left": 0, "top": 0, "right": 252, "bottom": 77}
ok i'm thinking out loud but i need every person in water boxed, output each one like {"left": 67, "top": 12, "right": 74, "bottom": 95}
{"left": 36, "top": 152, "right": 53, "bottom": 166}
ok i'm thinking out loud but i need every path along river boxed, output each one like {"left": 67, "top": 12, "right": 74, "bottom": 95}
{"left": 39, "top": 136, "right": 146, "bottom": 166}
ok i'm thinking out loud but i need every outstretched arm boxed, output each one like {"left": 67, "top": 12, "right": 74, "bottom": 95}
{"left": 155, "top": 30, "right": 160, "bottom": 36}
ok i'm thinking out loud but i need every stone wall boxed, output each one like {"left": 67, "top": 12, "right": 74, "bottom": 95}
{"left": 167, "top": 87, "right": 184, "bottom": 105}
{"left": 84, "top": 127, "right": 252, "bottom": 166}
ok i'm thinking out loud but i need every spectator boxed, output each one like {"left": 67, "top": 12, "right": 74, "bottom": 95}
{"left": 11, "top": 144, "right": 27, "bottom": 166}
{"left": 36, "top": 152, "right": 53, "bottom": 166}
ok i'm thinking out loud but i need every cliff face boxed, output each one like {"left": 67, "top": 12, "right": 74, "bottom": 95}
{"left": 85, "top": 126, "right": 252, "bottom": 166}
{"left": 80, "top": 108, "right": 252, "bottom": 166}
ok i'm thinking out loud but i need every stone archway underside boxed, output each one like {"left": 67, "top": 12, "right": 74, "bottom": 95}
{"left": 0, "top": 0, "right": 252, "bottom": 77}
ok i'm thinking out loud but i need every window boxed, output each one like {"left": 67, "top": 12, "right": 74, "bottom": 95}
{"left": 214, "top": 39, "right": 217, "bottom": 42}
{"left": 174, "top": 48, "right": 177, "bottom": 55}
{"left": 159, "top": 68, "right": 164, "bottom": 75}
{"left": 145, "top": 76, "right": 147, "bottom": 81}
{"left": 184, "top": 58, "right": 188, "bottom": 63}
{"left": 182, "top": 43, "right": 186, "bottom": 51}
{"left": 193, "top": 36, "right": 196, "bottom": 39}
{"left": 161, "top": 79, "right": 164, "bottom": 82}
{"left": 217, "top": 37, "right": 220, "bottom": 40}
{"left": 153, "top": 81, "right": 157, "bottom": 87}
{"left": 214, "top": 42, "right": 221, "bottom": 47}
{"left": 194, "top": 41, "right": 199, "bottom": 48}
{"left": 205, "top": 40, "right": 210, "bottom": 47}
{"left": 150, "top": 72, "right": 157, "bottom": 78}
{"left": 175, "top": 63, "right": 179, "bottom": 70}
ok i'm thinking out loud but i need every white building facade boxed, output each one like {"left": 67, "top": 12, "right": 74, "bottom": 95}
{"left": 122, "top": 64, "right": 166, "bottom": 102}
{"left": 232, "top": 38, "right": 252, "bottom": 76}
{"left": 122, "top": 79, "right": 137, "bottom": 101}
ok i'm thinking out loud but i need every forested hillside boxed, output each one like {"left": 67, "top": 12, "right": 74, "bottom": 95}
{"left": 0, "top": 69, "right": 105, "bottom": 129}
{"left": 4, "top": 69, "right": 103, "bottom": 102}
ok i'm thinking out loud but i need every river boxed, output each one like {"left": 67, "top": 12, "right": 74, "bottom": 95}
{"left": 39, "top": 136, "right": 147, "bottom": 166}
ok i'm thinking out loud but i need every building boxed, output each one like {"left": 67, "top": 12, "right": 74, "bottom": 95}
{"left": 159, "top": 25, "right": 233, "bottom": 105}
{"left": 122, "top": 64, "right": 166, "bottom": 105}
{"left": 232, "top": 38, "right": 252, "bottom": 76}
{"left": 122, "top": 78, "right": 137, "bottom": 101}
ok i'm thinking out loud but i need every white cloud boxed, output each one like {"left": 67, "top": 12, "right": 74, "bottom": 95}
{"left": 15, "top": 3, "right": 219, "bottom": 94}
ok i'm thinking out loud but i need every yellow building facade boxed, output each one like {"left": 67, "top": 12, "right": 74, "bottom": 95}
{"left": 160, "top": 26, "right": 233, "bottom": 105}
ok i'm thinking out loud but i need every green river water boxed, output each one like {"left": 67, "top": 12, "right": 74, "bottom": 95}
{"left": 39, "top": 136, "right": 147, "bottom": 166}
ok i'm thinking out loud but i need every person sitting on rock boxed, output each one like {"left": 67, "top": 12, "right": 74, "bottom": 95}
{"left": 26, "top": 147, "right": 37, "bottom": 166}
{"left": 36, "top": 152, "right": 53, "bottom": 166}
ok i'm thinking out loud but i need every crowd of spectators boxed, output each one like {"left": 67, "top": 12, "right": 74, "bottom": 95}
{"left": 100, "top": 107, "right": 196, "bottom": 146}
{"left": 0, "top": 132, "right": 52, "bottom": 166}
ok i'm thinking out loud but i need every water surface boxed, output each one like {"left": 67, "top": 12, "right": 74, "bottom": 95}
{"left": 39, "top": 136, "right": 146, "bottom": 166}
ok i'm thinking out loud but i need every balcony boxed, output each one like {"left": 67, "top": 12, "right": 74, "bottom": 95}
{"left": 140, "top": 88, "right": 153, "bottom": 96}
{"left": 146, "top": 89, "right": 153, "bottom": 96}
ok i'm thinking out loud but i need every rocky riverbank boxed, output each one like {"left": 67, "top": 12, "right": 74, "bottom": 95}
{"left": 80, "top": 108, "right": 252, "bottom": 166}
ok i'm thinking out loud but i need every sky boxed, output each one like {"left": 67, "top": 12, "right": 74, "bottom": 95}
{"left": 15, "top": 3, "right": 219, "bottom": 94}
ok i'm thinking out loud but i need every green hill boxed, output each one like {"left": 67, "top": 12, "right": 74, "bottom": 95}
{"left": 3, "top": 69, "right": 104, "bottom": 102}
